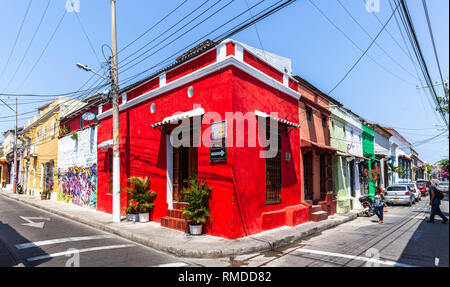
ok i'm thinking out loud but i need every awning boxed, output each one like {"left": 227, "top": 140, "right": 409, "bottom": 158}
{"left": 98, "top": 139, "right": 113, "bottom": 151}
{"left": 255, "top": 110, "right": 300, "bottom": 128}
{"left": 151, "top": 108, "right": 205, "bottom": 128}
{"left": 301, "top": 139, "right": 339, "bottom": 153}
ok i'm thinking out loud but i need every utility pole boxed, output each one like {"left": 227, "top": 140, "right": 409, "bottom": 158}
{"left": 13, "top": 97, "right": 17, "bottom": 194}
{"left": 111, "top": 0, "right": 121, "bottom": 222}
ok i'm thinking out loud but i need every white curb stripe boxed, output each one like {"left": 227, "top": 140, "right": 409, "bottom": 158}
{"left": 16, "top": 235, "right": 115, "bottom": 249}
{"left": 26, "top": 244, "right": 135, "bottom": 262}
{"left": 295, "top": 248, "right": 416, "bottom": 267}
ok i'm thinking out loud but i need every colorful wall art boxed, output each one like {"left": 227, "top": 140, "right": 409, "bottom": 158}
{"left": 57, "top": 164, "right": 97, "bottom": 208}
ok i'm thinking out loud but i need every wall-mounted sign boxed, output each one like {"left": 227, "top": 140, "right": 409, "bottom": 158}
{"left": 211, "top": 121, "right": 227, "bottom": 141}
{"left": 210, "top": 121, "right": 227, "bottom": 163}
{"left": 210, "top": 147, "right": 227, "bottom": 163}
{"left": 82, "top": 112, "right": 96, "bottom": 122}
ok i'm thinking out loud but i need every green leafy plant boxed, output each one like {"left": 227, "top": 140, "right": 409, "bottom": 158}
{"left": 70, "top": 132, "right": 78, "bottom": 141}
{"left": 387, "top": 163, "right": 404, "bottom": 177}
{"left": 182, "top": 177, "right": 212, "bottom": 225}
{"left": 60, "top": 125, "right": 70, "bottom": 137}
{"left": 121, "top": 176, "right": 156, "bottom": 214}
{"left": 42, "top": 189, "right": 51, "bottom": 198}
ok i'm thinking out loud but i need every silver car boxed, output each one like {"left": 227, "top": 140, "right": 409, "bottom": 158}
{"left": 385, "top": 185, "right": 415, "bottom": 206}
{"left": 439, "top": 182, "right": 449, "bottom": 194}
{"left": 403, "top": 183, "right": 421, "bottom": 202}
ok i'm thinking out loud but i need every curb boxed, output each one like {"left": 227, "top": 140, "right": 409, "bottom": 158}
{"left": 1, "top": 192, "right": 357, "bottom": 258}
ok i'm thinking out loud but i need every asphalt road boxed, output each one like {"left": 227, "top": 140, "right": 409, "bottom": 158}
{"left": 0, "top": 195, "right": 189, "bottom": 267}
{"left": 1, "top": 193, "right": 448, "bottom": 267}
{"left": 185, "top": 194, "right": 449, "bottom": 267}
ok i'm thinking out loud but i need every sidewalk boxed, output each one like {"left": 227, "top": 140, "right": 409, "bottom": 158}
{"left": 0, "top": 189, "right": 358, "bottom": 259}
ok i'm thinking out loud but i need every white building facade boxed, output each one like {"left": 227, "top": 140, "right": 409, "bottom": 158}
{"left": 342, "top": 109, "right": 365, "bottom": 209}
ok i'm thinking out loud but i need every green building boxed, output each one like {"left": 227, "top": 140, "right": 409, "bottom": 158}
{"left": 330, "top": 106, "right": 352, "bottom": 214}
{"left": 361, "top": 122, "right": 376, "bottom": 197}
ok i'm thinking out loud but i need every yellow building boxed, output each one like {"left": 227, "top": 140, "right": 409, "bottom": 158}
{"left": 19, "top": 97, "right": 84, "bottom": 199}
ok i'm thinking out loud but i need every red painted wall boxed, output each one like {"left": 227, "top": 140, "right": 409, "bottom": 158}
{"left": 96, "top": 43, "right": 307, "bottom": 238}
{"left": 62, "top": 106, "right": 98, "bottom": 133}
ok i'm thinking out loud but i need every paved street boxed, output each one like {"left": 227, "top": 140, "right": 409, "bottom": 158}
{"left": 1, "top": 193, "right": 448, "bottom": 267}
{"left": 185, "top": 194, "right": 449, "bottom": 267}
{"left": 0, "top": 195, "right": 189, "bottom": 267}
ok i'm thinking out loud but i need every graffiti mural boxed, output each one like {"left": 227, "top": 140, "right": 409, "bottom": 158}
{"left": 57, "top": 164, "right": 97, "bottom": 208}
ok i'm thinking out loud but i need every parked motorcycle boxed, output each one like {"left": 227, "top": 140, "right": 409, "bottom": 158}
{"left": 359, "top": 195, "right": 375, "bottom": 217}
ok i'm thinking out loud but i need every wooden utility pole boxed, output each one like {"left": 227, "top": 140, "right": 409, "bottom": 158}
{"left": 111, "top": 0, "right": 121, "bottom": 222}
{"left": 13, "top": 97, "right": 17, "bottom": 193}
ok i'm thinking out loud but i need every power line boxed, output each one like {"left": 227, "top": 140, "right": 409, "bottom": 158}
{"left": 73, "top": 8, "right": 101, "bottom": 66}
{"left": 15, "top": 10, "right": 67, "bottom": 91}
{"left": 0, "top": 0, "right": 33, "bottom": 85}
{"left": 119, "top": 0, "right": 227, "bottom": 72}
{"left": 119, "top": 0, "right": 292, "bottom": 87}
{"left": 421, "top": 0, "right": 448, "bottom": 98}
{"left": 326, "top": 0, "right": 401, "bottom": 95}
{"left": 116, "top": 0, "right": 189, "bottom": 57}
{"left": 397, "top": 0, "right": 448, "bottom": 128}
{"left": 337, "top": 0, "right": 418, "bottom": 81}
{"left": 307, "top": 0, "right": 414, "bottom": 90}
{"left": 1, "top": 0, "right": 51, "bottom": 94}
{"left": 388, "top": 0, "right": 443, "bottom": 126}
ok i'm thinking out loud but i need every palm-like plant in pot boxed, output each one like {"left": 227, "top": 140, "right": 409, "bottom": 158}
{"left": 182, "top": 177, "right": 212, "bottom": 235}
{"left": 122, "top": 177, "right": 156, "bottom": 222}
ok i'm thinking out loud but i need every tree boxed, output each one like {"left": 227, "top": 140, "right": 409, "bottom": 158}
{"left": 437, "top": 158, "right": 449, "bottom": 173}
{"left": 436, "top": 86, "right": 449, "bottom": 116}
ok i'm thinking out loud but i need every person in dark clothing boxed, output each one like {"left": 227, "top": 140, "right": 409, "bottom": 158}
{"left": 426, "top": 181, "right": 448, "bottom": 224}
{"left": 373, "top": 187, "right": 385, "bottom": 224}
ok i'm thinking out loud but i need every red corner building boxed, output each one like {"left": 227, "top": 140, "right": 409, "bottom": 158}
{"left": 95, "top": 39, "right": 328, "bottom": 239}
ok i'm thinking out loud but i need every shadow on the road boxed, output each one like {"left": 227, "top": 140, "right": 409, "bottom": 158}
{"left": 396, "top": 198, "right": 449, "bottom": 267}
{"left": 0, "top": 220, "right": 51, "bottom": 267}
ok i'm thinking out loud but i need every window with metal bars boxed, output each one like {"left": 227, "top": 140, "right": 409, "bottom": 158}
{"left": 265, "top": 124, "right": 282, "bottom": 205}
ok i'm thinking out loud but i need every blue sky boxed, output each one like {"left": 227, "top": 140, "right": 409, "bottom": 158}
{"left": 0, "top": 0, "right": 448, "bottom": 164}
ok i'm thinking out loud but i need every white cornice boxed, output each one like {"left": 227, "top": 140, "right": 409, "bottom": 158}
{"left": 98, "top": 56, "right": 302, "bottom": 120}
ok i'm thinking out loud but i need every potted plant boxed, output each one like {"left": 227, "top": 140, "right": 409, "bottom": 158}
{"left": 182, "top": 177, "right": 212, "bottom": 235}
{"left": 41, "top": 189, "right": 50, "bottom": 200}
{"left": 124, "top": 203, "right": 139, "bottom": 222}
{"left": 121, "top": 177, "right": 156, "bottom": 223}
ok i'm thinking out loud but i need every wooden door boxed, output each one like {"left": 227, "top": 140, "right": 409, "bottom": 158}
{"left": 173, "top": 146, "right": 182, "bottom": 202}
{"left": 349, "top": 160, "right": 355, "bottom": 197}
{"left": 303, "top": 151, "right": 313, "bottom": 201}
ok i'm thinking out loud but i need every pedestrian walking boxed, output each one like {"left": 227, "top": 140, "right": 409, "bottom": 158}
{"left": 381, "top": 187, "right": 388, "bottom": 213}
{"left": 374, "top": 187, "right": 385, "bottom": 224}
{"left": 426, "top": 181, "right": 448, "bottom": 224}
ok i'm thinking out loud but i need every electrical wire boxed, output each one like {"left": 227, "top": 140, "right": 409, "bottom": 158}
{"left": 119, "top": 0, "right": 229, "bottom": 72}
{"left": 0, "top": 0, "right": 33, "bottom": 85}
{"left": 421, "top": 0, "right": 448, "bottom": 100}
{"left": 336, "top": 0, "right": 418, "bottom": 81}
{"left": 1, "top": 0, "right": 51, "bottom": 94}
{"left": 118, "top": 0, "right": 292, "bottom": 88}
{"left": 15, "top": 9, "right": 67, "bottom": 91}
{"left": 326, "top": 0, "right": 401, "bottom": 95}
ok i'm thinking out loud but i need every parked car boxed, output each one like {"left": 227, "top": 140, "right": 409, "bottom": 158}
{"left": 385, "top": 185, "right": 415, "bottom": 206}
{"left": 415, "top": 180, "right": 428, "bottom": 196}
{"left": 402, "top": 183, "right": 421, "bottom": 202}
{"left": 439, "top": 182, "right": 449, "bottom": 194}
